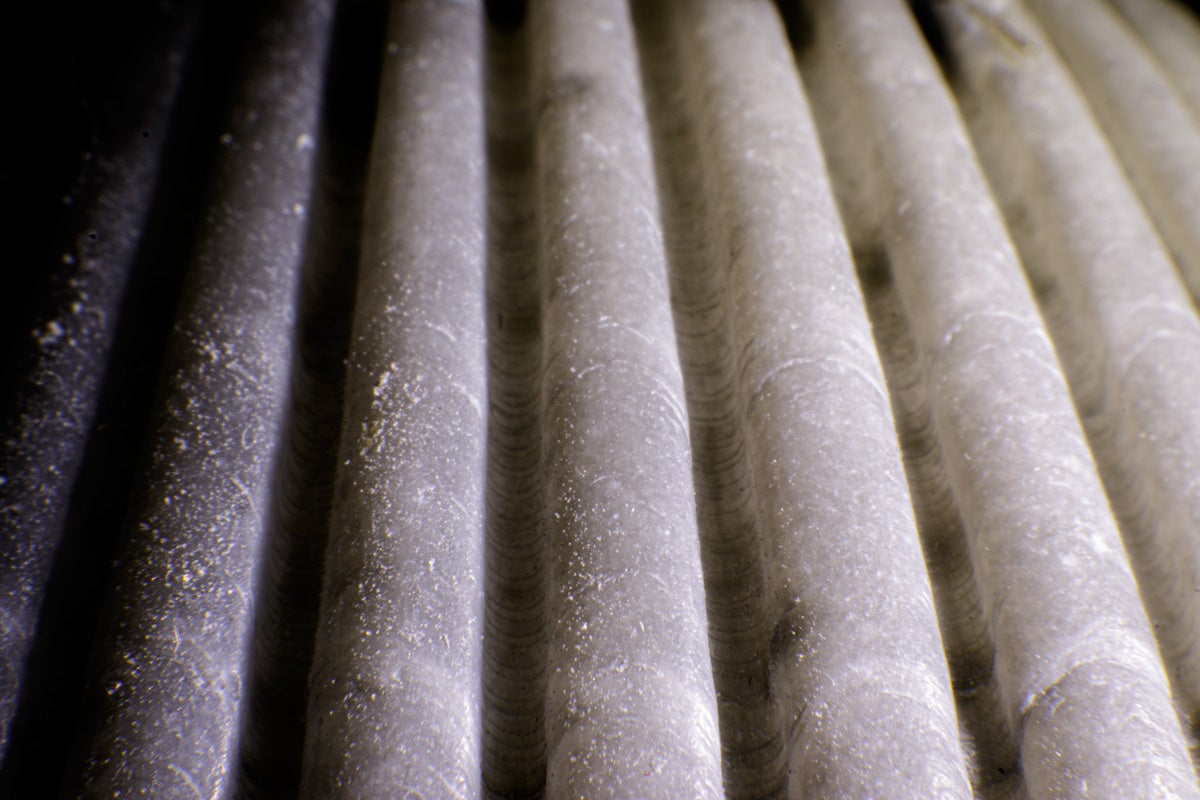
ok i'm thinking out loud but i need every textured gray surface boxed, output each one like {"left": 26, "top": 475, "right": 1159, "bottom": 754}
{"left": 1108, "top": 0, "right": 1200, "bottom": 121}
{"left": 481, "top": 8, "right": 549, "bottom": 798}
{"left": 940, "top": 0, "right": 1200, "bottom": 743}
{"left": 6, "top": 0, "right": 1200, "bottom": 797}
{"left": 640, "top": 2, "right": 970, "bottom": 797}
{"left": 530, "top": 1, "right": 723, "bottom": 795}
{"left": 1026, "top": 0, "right": 1200, "bottom": 305}
{"left": 799, "top": 0, "right": 1198, "bottom": 796}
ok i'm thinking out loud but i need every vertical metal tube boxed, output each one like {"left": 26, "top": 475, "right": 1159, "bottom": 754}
{"left": 300, "top": 1, "right": 487, "bottom": 797}
{"left": 529, "top": 0, "right": 724, "bottom": 795}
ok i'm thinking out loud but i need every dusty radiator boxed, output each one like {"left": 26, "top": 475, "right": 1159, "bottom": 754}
{"left": 4, "top": 0, "right": 1200, "bottom": 797}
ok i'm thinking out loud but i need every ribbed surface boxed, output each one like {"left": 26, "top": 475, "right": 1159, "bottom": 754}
{"left": 4, "top": 0, "right": 1200, "bottom": 797}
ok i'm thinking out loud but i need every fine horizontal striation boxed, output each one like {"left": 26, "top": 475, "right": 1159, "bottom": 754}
{"left": 6, "top": 1, "right": 1200, "bottom": 797}
{"left": 299, "top": 1, "right": 487, "bottom": 796}
{"left": 934, "top": 0, "right": 1200, "bottom": 742}
{"left": 642, "top": 1, "right": 970, "bottom": 797}
{"left": 633, "top": 3, "right": 783, "bottom": 796}
{"left": 482, "top": 3, "right": 549, "bottom": 797}
{"left": 798, "top": 0, "right": 1199, "bottom": 796}
{"left": 860, "top": 253, "right": 1024, "bottom": 800}
{"left": 233, "top": 1, "right": 384, "bottom": 797}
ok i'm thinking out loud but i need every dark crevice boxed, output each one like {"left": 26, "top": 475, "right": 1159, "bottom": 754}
{"left": 908, "top": 0, "right": 958, "bottom": 81}
{"left": 233, "top": 1, "right": 386, "bottom": 797}
{"left": 482, "top": 9, "right": 548, "bottom": 799}
{"left": 486, "top": 0, "right": 526, "bottom": 34}
{"left": 0, "top": 2, "right": 164, "bottom": 391}
{"left": 52, "top": 0, "right": 343, "bottom": 796}
{"left": 774, "top": 0, "right": 815, "bottom": 54}
{"left": 631, "top": 5, "right": 783, "bottom": 797}
{"left": 855, "top": 250, "right": 1024, "bottom": 799}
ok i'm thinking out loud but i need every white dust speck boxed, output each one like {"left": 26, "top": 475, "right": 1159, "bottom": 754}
{"left": 373, "top": 370, "right": 391, "bottom": 397}
{"left": 35, "top": 320, "right": 65, "bottom": 346}
{"left": 295, "top": 133, "right": 314, "bottom": 152}
{"left": 219, "top": 133, "right": 235, "bottom": 146}
{"left": 62, "top": 253, "right": 76, "bottom": 265}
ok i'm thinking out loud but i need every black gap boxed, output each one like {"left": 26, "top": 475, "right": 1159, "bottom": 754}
{"left": 486, "top": 0, "right": 526, "bottom": 33}
{"left": 774, "top": 0, "right": 815, "bottom": 53}
{"left": 232, "top": 0, "right": 386, "bottom": 796}
{"left": 0, "top": 0, "right": 161, "bottom": 423}
{"left": 908, "top": 0, "right": 958, "bottom": 82}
